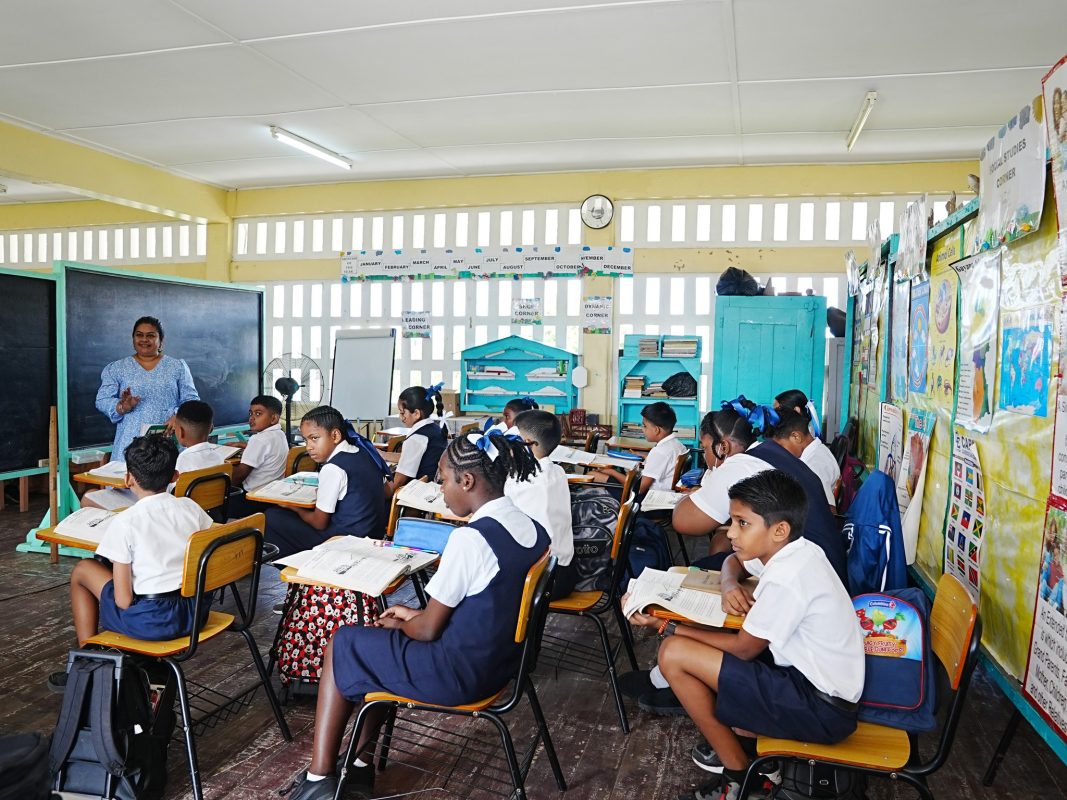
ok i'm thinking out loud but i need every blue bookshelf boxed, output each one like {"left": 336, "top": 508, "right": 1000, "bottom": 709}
{"left": 460, "top": 335, "right": 579, "bottom": 414}
{"left": 617, "top": 334, "right": 701, "bottom": 445}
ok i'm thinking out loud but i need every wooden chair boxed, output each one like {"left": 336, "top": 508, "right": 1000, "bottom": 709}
{"left": 285, "top": 445, "right": 316, "bottom": 476}
{"left": 738, "top": 573, "right": 982, "bottom": 800}
{"left": 620, "top": 463, "right": 644, "bottom": 503}
{"left": 583, "top": 429, "right": 601, "bottom": 453}
{"left": 545, "top": 498, "right": 640, "bottom": 732}
{"left": 457, "top": 421, "right": 483, "bottom": 437}
{"left": 174, "top": 464, "right": 232, "bottom": 523}
{"left": 386, "top": 435, "right": 406, "bottom": 453}
{"left": 671, "top": 450, "right": 691, "bottom": 489}
{"left": 337, "top": 552, "right": 566, "bottom": 800}
{"left": 84, "top": 514, "right": 291, "bottom": 800}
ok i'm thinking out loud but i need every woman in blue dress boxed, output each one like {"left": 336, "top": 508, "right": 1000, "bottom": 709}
{"left": 95, "top": 317, "right": 199, "bottom": 462}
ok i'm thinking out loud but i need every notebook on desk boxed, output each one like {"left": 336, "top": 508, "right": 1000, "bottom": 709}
{"left": 277, "top": 537, "right": 439, "bottom": 596}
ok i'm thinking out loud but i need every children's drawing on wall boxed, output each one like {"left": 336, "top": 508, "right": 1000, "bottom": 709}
{"left": 890, "top": 278, "right": 911, "bottom": 403}
{"left": 897, "top": 409, "right": 936, "bottom": 564}
{"left": 878, "top": 403, "right": 904, "bottom": 483}
{"left": 953, "top": 252, "right": 1001, "bottom": 432}
{"left": 945, "top": 429, "right": 986, "bottom": 602}
{"left": 1024, "top": 498, "right": 1067, "bottom": 741}
{"left": 1000, "top": 306, "right": 1053, "bottom": 418}
{"left": 928, "top": 271, "right": 958, "bottom": 407}
{"left": 909, "top": 280, "right": 930, "bottom": 395}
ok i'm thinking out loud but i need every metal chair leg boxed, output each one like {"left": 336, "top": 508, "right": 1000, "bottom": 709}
{"left": 897, "top": 770, "right": 935, "bottom": 800}
{"left": 337, "top": 700, "right": 388, "bottom": 800}
{"left": 612, "top": 602, "right": 639, "bottom": 671}
{"left": 587, "top": 612, "right": 630, "bottom": 733}
{"left": 241, "top": 628, "right": 292, "bottom": 741}
{"left": 674, "top": 530, "right": 691, "bottom": 566}
{"left": 167, "top": 659, "right": 203, "bottom": 800}
{"left": 526, "top": 684, "right": 567, "bottom": 791}
{"left": 982, "top": 708, "right": 1022, "bottom": 786}
{"left": 484, "top": 711, "right": 526, "bottom": 799}
{"left": 376, "top": 704, "right": 397, "bottom": 772}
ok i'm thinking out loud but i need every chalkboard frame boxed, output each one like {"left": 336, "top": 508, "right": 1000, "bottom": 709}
{"left": 58, "top": 262, "right": 265, "bottom": 452}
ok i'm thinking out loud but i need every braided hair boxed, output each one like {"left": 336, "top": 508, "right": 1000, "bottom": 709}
{"left": 301, "top": 405, "right": 351, "bottom": 441}
{"left": 444, "top": 431, "right": 539, "bottom": 493}
{"left": 398, "top": 385, "right": 443, "bottom": 419}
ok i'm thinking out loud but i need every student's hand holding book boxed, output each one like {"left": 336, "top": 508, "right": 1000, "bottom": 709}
{"left": 619, "top": 592, "right": 658, "bottom": 629}
{"left": 718, "top": 576, "right": 755, "bottom": 616}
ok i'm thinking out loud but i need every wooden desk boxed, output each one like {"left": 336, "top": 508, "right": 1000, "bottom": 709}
{"left": 648, "top": 606, "right": 744, "bottom": 631}
{"left": 73, "top": 471, "right": 126, "bottom": 489}
{"left": 245, "top": 484, "right": 317, "bottom": 509}
{"left": 607, "top": 436, "right": 654, "bottom": 453}
{"left": 36, "top": 526, "right": 100, "bottom": 553}
{"left": 381, "top": 451, "right": 401, "bottom": 466}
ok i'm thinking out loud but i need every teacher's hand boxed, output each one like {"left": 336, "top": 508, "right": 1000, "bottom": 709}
{"left": 163, "top": 414, "right": 177, "bottom": 437}
{"left": 116, "top": 387, "right": 141, "bottom": 415}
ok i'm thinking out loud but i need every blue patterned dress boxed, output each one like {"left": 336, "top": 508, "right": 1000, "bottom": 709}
{"left": 95, "top": 355, "right": 199, "bottom": 460}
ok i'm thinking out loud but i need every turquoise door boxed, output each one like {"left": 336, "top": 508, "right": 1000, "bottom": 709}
{"left": 712, "top": 296, "right": 827, "bottom": 412}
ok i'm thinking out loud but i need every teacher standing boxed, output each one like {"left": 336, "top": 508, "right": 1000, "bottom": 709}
{"left": 95, "top": 316, "right": 199, "bottom": 461}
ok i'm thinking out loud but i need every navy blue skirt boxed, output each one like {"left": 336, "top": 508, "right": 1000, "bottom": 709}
{"left": 98, "top": 580, "right": 200, "bottom": 641}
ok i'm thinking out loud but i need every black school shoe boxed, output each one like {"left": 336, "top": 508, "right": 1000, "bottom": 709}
{"left": 691, "top": 738, "right": 763, "bottom": 774}
{"left": 618, "top": 669, "right": 656, "bottom": 699}
{"left": 283, "top": 763, "right": 373, "bottom": 800}
{"left": 638, "top": 686, "right": 686, "bottom": 716}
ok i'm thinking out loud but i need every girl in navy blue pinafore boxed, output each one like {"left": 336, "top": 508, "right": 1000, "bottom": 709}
{"left": 283, "top": 430, "right": 546, "bottom": 800}
{"left": 389, "top": 384, "right": 449, "bottom": 494}
{"left": 264, "top": 406, "right": 389, "bottom": 559}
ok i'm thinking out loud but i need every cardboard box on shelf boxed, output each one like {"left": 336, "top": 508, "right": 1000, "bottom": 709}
{"left": 440, "top": 389, "right": 461, "bottom": 417}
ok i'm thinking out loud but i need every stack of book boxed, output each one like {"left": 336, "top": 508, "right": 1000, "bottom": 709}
{"left": 675, "top": 426, "right": 697, "bottom": 440}
{"left": 623, "top": 376, "right": 646, "bottom": 398}
{"left": 662, "top": 338, "right": 699, "bottom": 358}
{"left": 621, "top": 421, "right": 645, "bottom": 438}
{"left": 643, "top": 381, "right": 667, "bottom": 397}
{"left": 638, "top": 338, "right": 659, "bottom": 358}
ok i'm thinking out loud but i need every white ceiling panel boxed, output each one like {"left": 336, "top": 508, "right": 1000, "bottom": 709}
{"left": 0, "top": 1, "right": 226, "bottom": 66}
{"left": 363, "top": 85, "right": 736, "bottom": 148}
{"left": 741, "top": 128, "right": 993, "bottom": 166}
{"left": 174, "top": 151, "right": 461, "bottom": 189}
{"left": 172, "top": 0, "right": 685, "bottom": 41}
{"left": 429, "top": 135, "right": 741, "bottom": 173}
{"left": 740, "top": 68, "right": 1048, "bottom": 134}
{"left": 0, "top": 46, "right": 339, "bottom": 130}
{"left": 251, "top": 2, "right": 731, "bottom": 105}
{"left": 61, "top": 108, "right": 416, "bottom": 167}
{"left": 734, "top": 0, "right": 1067, "bottom": 81}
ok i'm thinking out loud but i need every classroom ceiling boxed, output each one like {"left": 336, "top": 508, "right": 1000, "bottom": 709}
{"left": 1, "top": 0, "right": 1065, "bottom": 194}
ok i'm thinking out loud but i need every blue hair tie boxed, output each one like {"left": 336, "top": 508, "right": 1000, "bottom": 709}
{"left": 521, "top": 395, "right": 536, "bottom": 406}
{"left": 426, "top": 381, "right": 445, "bottom": 401}
{"left": 805, "top": 400, "right": 822, "bottom": 438}
{"left": 344, "top": 420, "right": 392, "bottom": 479}
{"left": 747, "top": 404, "right": 780, "bottom": 435}
{"left": 466, "top": 430, "right": 525, "bottom": 461}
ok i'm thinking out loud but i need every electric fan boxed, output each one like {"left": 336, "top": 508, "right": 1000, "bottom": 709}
{"left": 262, "top": 354, "right": 326, "bottom": 444}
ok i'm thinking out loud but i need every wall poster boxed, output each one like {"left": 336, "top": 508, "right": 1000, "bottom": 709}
{"left": 1043, "top": 55, "right": 1067, "bottom": 232}
{"left": 953, "top": 251, "right": 1001, "bottom": 432}
{"left": 898, "top": 409, "right": 936, "bottom": 565}
{"left": 928, "top": 271, "right": 958, "bottom": 406}
{"left": 878, "top": 403, "right": 904, "bottom": 482}
{"left": 890, "top": 278, "right": 911, "bottom": 404}
{"left": 1000, "top": 306, "right": 1054, "bottom": 418}
{"left": 909, "top": 280, "right": 930, "bottom": 396}
{"left": 897, "top": 196, "right": 929, "bottom": 281}
{"left": 945, "top": 428, "right": 986, "bottom": 602}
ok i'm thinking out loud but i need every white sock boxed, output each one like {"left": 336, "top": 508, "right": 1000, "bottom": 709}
{"left": 650, "top": 664, "right": 670, "bottom": 689}
{"left": 354, "top": 757, "right": 370, "bottom": 768}
{"left": 306, "top": 773, "right": 326, "bottom": 782}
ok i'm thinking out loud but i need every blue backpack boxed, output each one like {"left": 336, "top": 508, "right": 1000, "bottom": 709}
{"left": 624, "top": 516, "right": 673, "bottom": 590}
{"left": 852, "top": 588, "right": 937, "bottom": 732}
{"left": 844, "top": 470, "right": 907, "bottom": 595}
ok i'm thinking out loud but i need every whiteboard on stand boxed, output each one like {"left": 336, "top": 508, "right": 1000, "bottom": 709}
{"left": 330, "top": 329, "right": 396, "bottom": 422}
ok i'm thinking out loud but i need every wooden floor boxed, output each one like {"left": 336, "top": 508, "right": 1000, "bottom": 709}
{"left": 2, "top": 494, "right": 1066, "bottom": 800}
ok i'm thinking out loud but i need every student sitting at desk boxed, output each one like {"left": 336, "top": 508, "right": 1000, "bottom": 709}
{"left": 388, "top": 385, "right": 448, "bottom": 493}
{"left": 505, "top": 409, "right": 577, "bottom": 599}
{"left": 490, "top": 395, "right": 539, "bottom": 435}
{"left": 625, "top": 471, "right": 863, "bottom": 800}
{"left": 774, "top": 388, "right": 839, "bottom": 508}
{"left": 230, "top": 394, "right": 289, "bottom": 517}
{"left": 264, "top": 406, "right": 388, "bottom": 559}
{"left": 594, "top": 401, "right": 687, "bottom": 496}
{"left": 282, "top": 429, "right": 547, "bottom": 800}
{"left": 49, "top": 434, "right": 214, "bottom": 690}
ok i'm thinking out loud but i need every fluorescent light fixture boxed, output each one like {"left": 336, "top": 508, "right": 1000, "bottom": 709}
{"left": 846, "top": 91, "right": 878, "bottom": 152}
{"left": 269, "top": 125, "right": 352, "bottom": 170}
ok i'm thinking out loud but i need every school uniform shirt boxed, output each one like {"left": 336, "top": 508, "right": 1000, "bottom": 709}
{"left": 396, "top": 419, "right": 448, "bottom": 480}
{"left": 175, "top": 441, "right": 227, "bottom": 474}
{"left": 700, "top": 468, "right": 714, "bottom": 487}
{"left": 689, "top": 443, "right": 772, "bottom": 523}
{"left": 425, "top": 496, "right": 540, "bottom": 606}
{"left": 642, "top": 433, "right": 689, "bottom": 491}
{"left": 240, "top": 424, "right": 289, "bottom": 492}
{"left": 95, "top": 493, "right": 214, "bottom": 595}
{"left": 504, "top": 457, "right": 574, "bottom": 567}
{"left": 802, "top": 438, "right": 841, "bottom": 506}
{"left": 317, "top": 441, "right": 386, "bottom": 535}
{"left": 741, "top": 537, "right": 865, "bottom": 702}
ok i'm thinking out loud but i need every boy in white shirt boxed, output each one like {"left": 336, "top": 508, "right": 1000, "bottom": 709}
{"left": 596, "top": 401, "right": 688, "bottom": 495}
{"left": 626, "top": 470, "right": 864, "bottom": 799}
{"left": 504, "top": 410, "right": 577, "bottom": 599}
{"left": 173, "top": 400, "right": 226, "bottom": 474}
{"left": 230, "top": 395, "right": 290, "bottom": 516}
{"left": 50, "top": 434, "right": 214, "bottom": 690}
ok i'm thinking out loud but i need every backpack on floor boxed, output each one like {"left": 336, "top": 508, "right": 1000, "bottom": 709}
{"left": 852, "top": 588, "right": 937, "bottom": 732}
{"left": 0, "top": 732, "right": 51, "bottom": 800}
{"left": 772, "top": 761, "right": 867, "bottom": 799}
{"left": 624, "top": 516, "right": 673, "bottom": 589}
{"left": 569, "top": 485, "right": 620, "bottom": 592}
{"left": 49, "top": 651, "right": 173, "bottom": 800}
{"left": 272, "top": 583, "right": 379, "bottom": 686}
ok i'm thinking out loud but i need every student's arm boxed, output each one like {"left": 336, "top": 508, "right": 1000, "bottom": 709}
{"left": 297, "top": 462, "right": 344, "bottom": 531}
{"left": 293, "top": 506, "right": 332, "bottom": 530}
{"left": 671, "top": 495, "right": 723, "bottom": 536}
{"left": 594, "top": 466, "right": 626, "bottom": 483}
{"left": 389, "top": 472, "right": 412, "bottom": 493}
{"left": 231, "top": 462, "right": 253, "bottom": 486}
{"left": 376, "top": 599, "right": 454, "bottom": 641}
{"left": 718, "top": 554, "right": 756, "bottom": 616}
{"left": 637, "top": 474, "right": 654, "bottom": 497}
{"left": 111, "top": 562, "right": 134, "bottom": 610}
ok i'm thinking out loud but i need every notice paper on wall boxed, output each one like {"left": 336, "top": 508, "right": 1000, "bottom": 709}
{"left": 1044, "top": 56, "right": 1067, "bottom": 233}
{"left": 928, "top": 270, "right": 958, "bottom": 407}
{"left": 511, "top": 297, "right": 543, "bottom": 326}
{"left": 945, "top": 429, "right": 986, "bottom": 602}
{"left": 1000, "top": 306, "right": 1054, "bottom": 418}
{"left": 1023, "top": 498, "right": 1067, "bottom": 741}
{"left": 878, "top": 403, "right": 904, "bottom": 483}
{"left": 582, "top": 296, "right": 613, "bottom": 334}
{"left": 896, "top": 196, "right": 929, "bottom": 281}
{"left": 402, "top": 310, "right": 431, "bottom": 339}
{"left": 953, "top": 251, "right": 1001, "bottom": 432}
{"left": 909, "top": 279, "right": 930, "bottom": 396}
{"left": 1053, "top": 297, "right": 1067, "bottom": 501}
{"left": 897, "top": 409, "right": 936, "bottom": 565}
{"left": 890, "top": 278, "right": 911, "bottom": 404}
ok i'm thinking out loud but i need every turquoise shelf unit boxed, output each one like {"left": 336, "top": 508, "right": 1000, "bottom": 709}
{"left": 460, "top": 336, "right": 579, "bottom": 414}
{"left": 711, "top": 295, "right": 827, "bottom": 415}
{"left": 617, "top": 334, "right": 702, "bottom": 446}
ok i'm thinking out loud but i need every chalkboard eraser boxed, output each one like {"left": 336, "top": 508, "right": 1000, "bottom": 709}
{"left": 38, "top": 458, "right": 50, "bottom": 468}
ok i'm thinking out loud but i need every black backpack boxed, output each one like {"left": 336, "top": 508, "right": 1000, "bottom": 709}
{"left": 771, "top": 761, "right": 867, "bottom": 799}
{"left": 49, "top": 651, "right": 175, "bottom": 800}
{"left": 0, "top": 732, "right": 51, "bottom": 800}
{"left": 570, "top": 485, "right": 620, "bottom": 592}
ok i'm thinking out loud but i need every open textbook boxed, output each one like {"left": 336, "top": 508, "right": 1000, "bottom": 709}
{"left": 622, "top": 568, "right": 727, "bottom": 627}
{"left": 247, "top": 479, "right": 317, "bottom": 505}
{"left": 277, "top": 537, "right": 439, "bottom": 596}
{"left": 642, "top": 490, "right": 685, "bottom": 512}
{"left": 87, "top": 460, "right": 128, "bottom": 479}
{"left": 54, "top": 507, "right": 121, "bottom": 544}
{"left": 549, "top": 446, "right": 642, "bottom": 471}
{"left": 395, "top": 480, "right": 455, "bottom": 516}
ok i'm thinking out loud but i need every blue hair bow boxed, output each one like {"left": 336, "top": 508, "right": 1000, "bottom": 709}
{"left": 521, "top": 395, "right": 536, "bottom": 406}
{"left": 467, "top": 430, "right": 524, "bottom": 461}
{"left": 721, "top": 396, "right": 779, "bottom": 435}
{"left": 426, "top": 381, "right": 445, "bottom": 401}
{"left": 805, "top": 400, "right": 822, "bottom": 438}
{"left": 344, "top": 420, "right": 392, "bottom": 479}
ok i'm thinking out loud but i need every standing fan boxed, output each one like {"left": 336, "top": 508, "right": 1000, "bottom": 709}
{"left": 262, "top": 354, "right": 326, "bottom": 444}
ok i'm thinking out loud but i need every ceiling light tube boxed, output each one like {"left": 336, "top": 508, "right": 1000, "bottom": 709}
{"left": 269, "top": 125, "right": 352, "bottom": 170}
{"left": 846, "top": 91, "right": 878, "bottom": 152}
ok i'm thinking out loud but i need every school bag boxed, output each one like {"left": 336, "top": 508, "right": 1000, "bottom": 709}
{"left": 843, "top": 470, "right": 907, "bottom": 595}
{"left": 625, "top": 516, "right": 673, "bottom": 589}
{"left": 49, "top": 651, "right": 175, "bottom": 800}
{"left": 0, "top": 732, "right": 51, "bottom": 800}
{"left": 771, "top": 762, "right": 867, "bottom": 800}
{"left": 570, "top": 485, "right": 620, "bottom": 592}
{"left": 852, "top": 588, "right": 938, "bottom": 732}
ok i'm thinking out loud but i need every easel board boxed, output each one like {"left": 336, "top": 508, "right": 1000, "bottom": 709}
{"left": 330, "top": 329, "right": 396, "bottom": 422}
